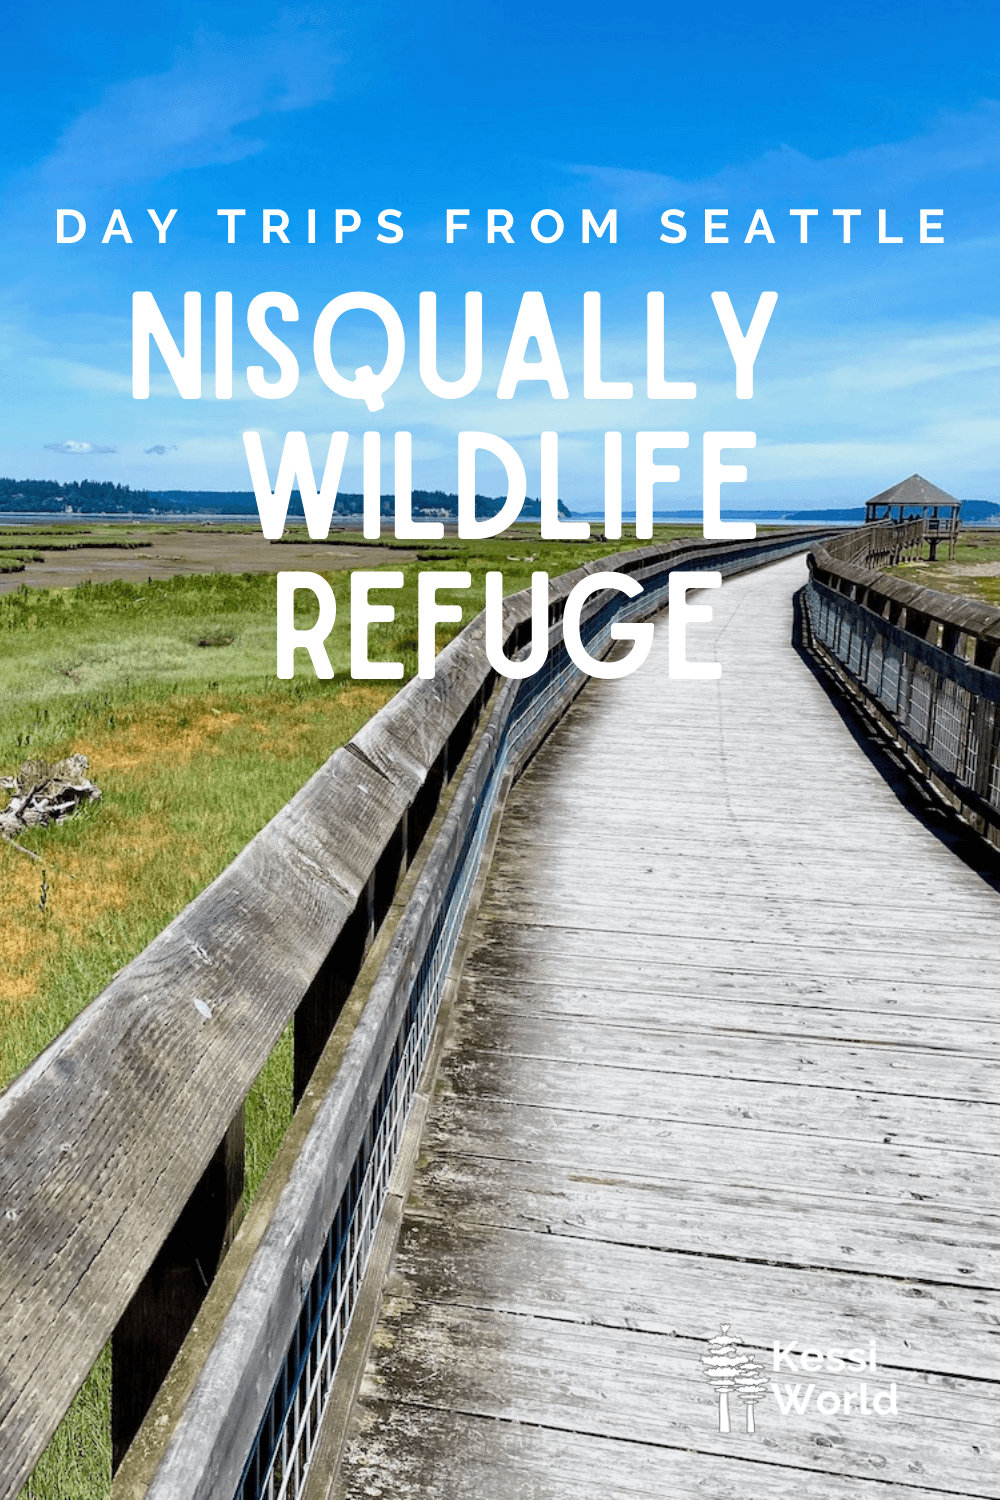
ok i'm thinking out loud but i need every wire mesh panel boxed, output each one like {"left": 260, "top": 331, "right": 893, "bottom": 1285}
{"left": 906, "top": 664, "right": 934, "bottom": 746}
{"left": 847, "top": 615, "right": 864, "bottom": 676}
{"left": 864, "top": 633, "right": 884, "bottom": 699}
{"left": 962, "top": 705, "right": 982, "bottom": 790}
{"left": 879, "top": 638, "right": 903, "bottom": 716}
{"left": 990, "top": 741, "right": 1000, "bottom": 811}
{"left": 929, "top": 677, "right": 967, "bottom": 775}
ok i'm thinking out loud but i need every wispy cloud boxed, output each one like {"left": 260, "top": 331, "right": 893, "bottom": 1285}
{"left": 144, "top": 444, "right": 179, "bottom": 455}
{"left": 571, "top": 100, "right": 1000, "bottom": 209}
{"left": 44, "top": 439, "right": 117, "bottom": 454}
{"left": 35, "top": 16, "right": 344, "bottom": 190}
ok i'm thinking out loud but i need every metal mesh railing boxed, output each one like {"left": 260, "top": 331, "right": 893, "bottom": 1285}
{"left": 803, "top": 575, "right": 1000, "bottom": 825}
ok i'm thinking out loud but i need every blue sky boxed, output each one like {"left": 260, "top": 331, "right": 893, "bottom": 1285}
{"left": 3, "top": 0, "right": 1000, "bottom": 509}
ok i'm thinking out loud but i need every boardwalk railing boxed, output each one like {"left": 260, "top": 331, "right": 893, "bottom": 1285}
{"left": 803, "top": 521, "right": 1000, "bottom": 848}
{"left": 0, "top": 529, "right": 828, "bottom": 1500}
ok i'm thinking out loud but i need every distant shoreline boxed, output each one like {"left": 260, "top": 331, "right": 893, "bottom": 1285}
{"left": 0, "top": 510, "right": 855, "bottom": 529}
{"left": 3, "top": 510, "right": 998, "bottom": 532}
{"left": 0, "top": 512, "right": 262, "bottom": 525}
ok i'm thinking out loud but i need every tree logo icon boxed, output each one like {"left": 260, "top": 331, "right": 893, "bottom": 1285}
{"left": 701, "top": 1322, "right": 770, "bottom": 1434}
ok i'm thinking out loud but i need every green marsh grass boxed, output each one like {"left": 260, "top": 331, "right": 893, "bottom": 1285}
{"left": 888, "top": 528, "right": 1000, "bottom": 606}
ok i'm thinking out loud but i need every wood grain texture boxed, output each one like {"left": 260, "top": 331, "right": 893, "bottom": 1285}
{"left": 334, "top": 555, "right": 1000, "bottom": 1500}
{"left": 340, "top": 1403, "right": 979, "bottom": 1500}
{"left": 405, "top": 1153, "right": 1000, "bottom": 1286}
{"left": 349, "top": 1303, "right": 996, "bottom": 1494}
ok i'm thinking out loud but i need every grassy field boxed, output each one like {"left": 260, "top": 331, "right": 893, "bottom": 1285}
{"left": 887, "top": 529, "right": 1000, "bottom": 606}
{"left": 4, "top": 520, "right": 703, "bottom": 1499}
{"left": 5, "top": 524, "right": 682, "bottom": 1094}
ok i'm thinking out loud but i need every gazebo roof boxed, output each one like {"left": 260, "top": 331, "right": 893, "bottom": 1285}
{"left": 866, "top": 474, "right": 960, "bottom": 511}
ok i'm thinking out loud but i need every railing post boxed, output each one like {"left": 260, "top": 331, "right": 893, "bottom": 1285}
{"left": 111, "top": 1107, "right": 245, "bottom": 1471}
{"left": 974, "top": 630, "right": 1000, "bottom": 672}
{"left": 973, "top": 700, "right": 1000, "bottom": 803}
{"left": 293, "top": 877, "right": 375, "bottom": 1105}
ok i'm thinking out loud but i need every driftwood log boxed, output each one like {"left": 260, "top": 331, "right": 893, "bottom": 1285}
{"left": 0, "top": 755, "right": 101, "bottom": 854}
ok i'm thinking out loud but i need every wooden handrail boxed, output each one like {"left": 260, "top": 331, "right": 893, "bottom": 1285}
{"left": 803, "top": 525, "right": 1000, "bottom": 851}
{"left": 811, "top": 525, "right": 1000, "bottom": 670}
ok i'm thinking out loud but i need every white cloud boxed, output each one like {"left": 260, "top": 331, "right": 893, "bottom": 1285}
{"left": 44, "top": 439, "right": 117, "bottom": 454}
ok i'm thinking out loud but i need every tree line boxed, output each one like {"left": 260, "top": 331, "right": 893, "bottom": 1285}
{"left": 0, "top": 480, "right": 572, "bottom": 519}
{"left": 0, "top": 478, "right": 151, "bottom": 512}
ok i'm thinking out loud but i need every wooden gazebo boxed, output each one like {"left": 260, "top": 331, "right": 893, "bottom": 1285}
{"left": 864, "top": 474, "right": 961, "bottom": 560}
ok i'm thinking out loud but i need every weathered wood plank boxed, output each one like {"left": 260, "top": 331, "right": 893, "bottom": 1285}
{"left": 458, "top": 973, "right": 1000, "bottom": 1037}
{"left": 436, "top": 1035, "right": 1000, "bottom": 1149}
{"left": 443, "top": 1005, "right": 1000, "bottom": 1099}
{"left": 463, "top": 919, "right": 1000, "bottom": 990}
{"left": 461, "top": 964, "right": 1000, "bottom": 1024}
{"left": 406, "top": 1152, "right": 1000, "bottom": 1286}
{"left": 339, "top": 1404, "right": 974, "bottom": 1500}
{"left": 389, "top": 1214, "right": 1000, "bottom": 1378}
{"left": 482, "top": 853, "right": 1000, "bottom": 913}
{"left": 476, "top": 885, "right": 1000, "bottom": 954}
{"left": 421, "top": 1094, "right": 998, "bottom": 1211}
{"left": 354, "top": 1302, "right": 998, "bottom": 1495}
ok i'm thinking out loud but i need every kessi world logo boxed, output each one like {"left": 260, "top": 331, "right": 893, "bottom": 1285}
{"left": 700, "top": 1322, "right": 899, "bottom": 1434}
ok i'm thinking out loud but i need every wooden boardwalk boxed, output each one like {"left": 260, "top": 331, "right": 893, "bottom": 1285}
{"left": 329, "top": 554, "right": 1000, "bottom": 1499}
